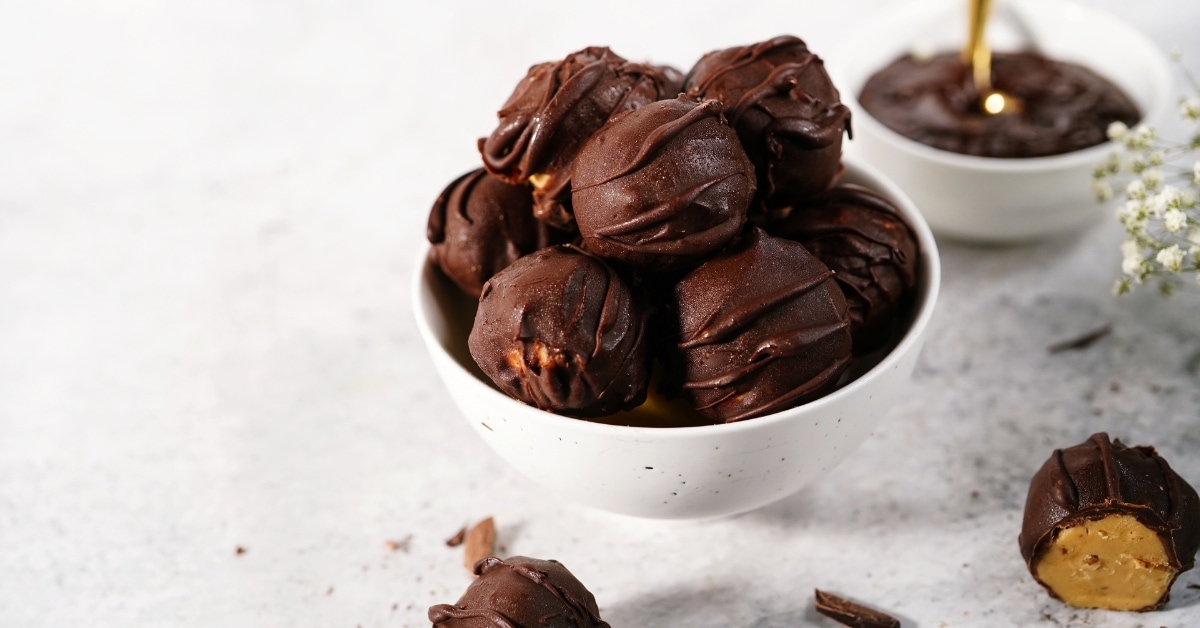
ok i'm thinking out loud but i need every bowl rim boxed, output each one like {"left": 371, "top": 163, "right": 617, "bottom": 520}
{"left": 831, "top": 0, "right": 1175, "bottom": 174}
{"left": 412, "top": 159, "right": 941, "bottom": 439}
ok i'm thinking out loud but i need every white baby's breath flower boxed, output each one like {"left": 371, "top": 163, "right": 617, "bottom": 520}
{"left": 1188, "top": 227, "right": 1200, "bottom": 246}
{"left": 1121, "top": 239, "right": 1147, "bottom": 277}
{"left": 1170, "top": 46, "right": 1183, "bottom": 61}
{"left": 1107, "top": 121, "right": 1129, "bottom": 142}
{"left": 1164, "top": 208, "right": 1188, "bottom": 233}
{"left": 1130, "top": 124, "right": 1156, "bottom": 149}
{"left": 1126, "top": 179, "right": 1147, "bottom": 200}
{"left": 1183, "top": 98, "right": 1200, "bottom": 121}
{"left": 1157, "top": 245, "right": 1185, "bottom": 273}
{"left": 1193, "top": 161, "right": 1200, "bottom": 185}
{"left": 1092, "top": 179, "right": 1113, "bottom": 201}
{"left": 1142, "top": 168, "right": 1165, "bottom": 191}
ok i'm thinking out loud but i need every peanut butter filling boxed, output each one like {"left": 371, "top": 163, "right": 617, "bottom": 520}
{"left": 1035, "top": 513, "right": 1175, "bottom": 611}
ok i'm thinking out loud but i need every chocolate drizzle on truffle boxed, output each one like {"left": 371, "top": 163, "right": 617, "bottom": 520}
{"left": 768, "top": 184, "right": 918, "bottom": 351}
{"left": 468, "top": 245, "right": 649, "bottom": 416}
{"left": 684, "top": 35, "right": 851, "bottom": 215}
{"left": 429, "top": 556, "right": 609, "bottom": 628}
{"left": 667, "top": 227, "right": 852, "bottom": 422}
{"left": 858, "top": 51, "right": 1141, "bottom": 157}
{"left": 427, "top": 168, "right": 567, "bottom": 297}
{"left": 1019, "top": 432, "right": 1200, "bottom": 611}
{"left": 479, "top": 47, "right": 670, "bottom": 229}
{"left": 572, "top": 96, "right": 755, "bottom": 272}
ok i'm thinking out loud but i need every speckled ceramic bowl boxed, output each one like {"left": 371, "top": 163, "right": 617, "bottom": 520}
{"left": 830, "top": 0, "right": 1172, "bottom": 242}
{"left": 413, "top": 159, "right": 940, "bottom": 520}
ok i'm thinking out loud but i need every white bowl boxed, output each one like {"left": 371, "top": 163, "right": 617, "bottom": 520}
{"left": 830, "top": 0, "right": 1173, "bottom": 243}
{"left": 412, "top": 160, "right": 941, "bottom": 520}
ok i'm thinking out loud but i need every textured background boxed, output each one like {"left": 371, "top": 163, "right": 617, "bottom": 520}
{"left": 2, "top": 1, "right": 1199, "bottom": 626}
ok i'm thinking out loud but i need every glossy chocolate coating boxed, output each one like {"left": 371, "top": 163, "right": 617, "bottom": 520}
{"left": 684, "top": 35, "right": 850, "bottom": 215}
{"left": 427, "top": 168, "right": 568, "bottom": 297}
{"left": 572, "top": 97, "right": 755, "bottom": 272}
{"left": 429, "top": 556, "right": 609, "bottom": 628}
{"left": 668, "top": 227, "right": 852, "bottom": 422}
{"left": 468, "top": 245, "right": 649, "bottom": 416}
{"left": 479, "top": 47, "right": 670, "bottom": 229}
{"left": 859, "top": 51, "right": 1141, "bottom": 158}
{"left": 1019, "top": 433, "right": 1200, "bottom": 609}
{"left": 769, "top": 184, "right": 918, "bottom": 352}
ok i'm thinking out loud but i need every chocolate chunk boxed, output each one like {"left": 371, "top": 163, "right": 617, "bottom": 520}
{"left": 1019, "top": 432, "right": 1200, "bottom": 611}
{"left": 858, "top": 52, "right": 1140, "bottom": 158}
{"left": 768, "top": 184, "right": 918, "bottom": 352}
{"left": 427, "top": 168, "right": 569, "bottom": 297}
{"left": 814, "top": 589, "right": 900, "bottom": 628}
{"left": 684, "top": 35, "right": 850, "bottom": 216}
{"left": 429, "top": 556, "right": 609, "bottom": 627}
{"left": 468, "top": 245, "right": 649, "bottom": 416}
{"left": 479, "top": 47, "right": 671, "bottom": 229}
{"left": 667, "top": 227, "right": 852, "bottom": 422}
{"left": 572, "top": 96, "right": 755, "bottom": 273}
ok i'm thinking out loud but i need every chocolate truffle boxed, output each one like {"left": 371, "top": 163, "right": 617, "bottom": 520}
{"left": 858, "top": 51, "right": 1141, "bottom": 158}
{"left": 429, "top": 556, "right": 609, "bottom": 627}
{"left": 683, "top": 35, "right": 851, "bottom": 216}
{"left": 427, "top": 168, "right": 567, "bottom": 297}
{"left": 667, "top": 227, "right": 852, "bottom": 422}
{"left": 479, "top": 47, "right": 670, "bottom": 230}
{"left": 768, "top": 184, "right": 918, "bottom": 352}
{"left": 468, "top": 245, "right": 649, "bottom": 416}
{"left": 1019, "top": 432, "right": 1200, "bottom": 611}
{"left": 572, "top": 97, "right": 756, "bottom": 273}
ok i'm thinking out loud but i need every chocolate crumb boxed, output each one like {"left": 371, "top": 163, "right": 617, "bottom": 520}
{"left": 463, "top": 517, "right": 496, "bottom": 572}
{"left": 445, "top": 526, "right": 467, "bottom": 547}
{"left": 815, "top": 589, "right": 900, "bottom": 628}
{"left": 385, "top": 534, "right": 413, "bottom": 552}
{"left": 234, "top": 546, "right": 246, "bottom": 555}
{"left": 326, "top": 586, "right": 334, "bottom": 596}
{"left": 1109, "top": 381, "right": 1120, "bottom": 393}
{"left": 1047, "top": 324, "right": 1111, "bottom": 354}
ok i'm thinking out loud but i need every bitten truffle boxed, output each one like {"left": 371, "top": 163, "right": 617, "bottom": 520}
{"left": 1019, "top": 432, "right": 1200, "bottom": 611}
{"left": 479, "top": 47, "right": 670, "bottom": 230}
{"left": 572, "top": 97, "right": 756, "bottom": 273}
{"left": 429, "top": 556, "right": 609, "bottom": 628}
{"left": 667, "top": 227, "right": 852, "bottom": 422}
{"left": 768, "top": 184, "right": 918, "bottom": 352}
{"left": 468, "top": 245, "right": 649, "bottom": 416}
{"left": 684, "top": 35, "right": 850, "bottom": 216}
{"left": 427, "top": 168, "right": 567, "bottom": 297}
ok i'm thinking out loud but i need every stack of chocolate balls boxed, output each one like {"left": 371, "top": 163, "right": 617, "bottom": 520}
{"left": 426, "top": 36, "right": 920, "bottom": 425}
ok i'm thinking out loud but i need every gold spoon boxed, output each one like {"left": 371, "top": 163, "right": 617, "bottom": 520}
{"left": 963, "top": 0, "right": 1022, "bottom": 115}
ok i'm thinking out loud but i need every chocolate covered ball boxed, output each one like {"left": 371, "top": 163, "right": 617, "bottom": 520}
{"left": 429, "top": 556, "right": 609, "bottom": 628}
{"left": 479, "top": 47, "right": 671, "bottom": 230}
{"left": 684, "top": 35, "right": 851, "bottom": 216}
{"left": 667, "top": 227, "right": 852, "bottom": 422}
{"left": 572, "top": 97, "right": 756, "bottom": 273}
{"left": 768, "top": 184, "right": 918, "bottom": 352}
{"left": 1019, "top": 433, "right": 1200, "bottom": 611}
{"left": 468, "top": 245, "right": 649, "bottom": 416}
{"left": 427, "top": 168, "right": 568, "bottom": 297}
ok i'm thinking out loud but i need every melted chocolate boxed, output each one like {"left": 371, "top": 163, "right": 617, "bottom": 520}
{"left": 479, "top": 47, "right": 671, "bottom": 229}
{"left": 684, "top": 35, "right": 850, "bottom": 216}
{"left": 468, "top": 245, "right": 649, "bottom": 416}
{"left": 429, "top": 556, "right": 609, "bottom": 628}
{"left": 572, "top": 96, "right": 755, "bottom": 273}
{"left": 427, "top": 168, "right": 569, "bottom": 297}
{"left": 667, "top": 227, "right": 852, "bottom": 422}
{"left": 768, "top": 184, "right": 918, "bottom": 352}
{"left": 1019, "top": 433, "right": 1200, "bottom": 610}
{"left": 859, "top": 51, "right": 1141, "bottom": 158}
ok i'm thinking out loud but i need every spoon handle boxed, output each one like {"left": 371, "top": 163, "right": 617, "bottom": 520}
{"left": 964, "top": 0, "right": 994, "bottom": 95}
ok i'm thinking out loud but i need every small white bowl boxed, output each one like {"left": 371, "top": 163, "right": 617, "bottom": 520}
{"left": 412, "top": 160, "right": 941, "bottom": 520}
{"left": 830, "top": 0, "right": 1173, "bottom": 243}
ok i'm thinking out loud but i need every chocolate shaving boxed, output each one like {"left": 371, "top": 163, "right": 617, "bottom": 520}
{"left": 234, "top": 546, "right": 246, "bottom": 555}
{"left": 1047, "top": 324, "right": 1111, "bottom": 354}
{"left": 463, "top": 517, "right": 496, "bottom": 572}
{"left": 1188, "top": 582, "right": 1200, "bottom": 590}
{"left": 445, "top": 526, "right": 467, "bottom": 547}
{"left": 814, "top": 589, "right": 900, "bottom": 628}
